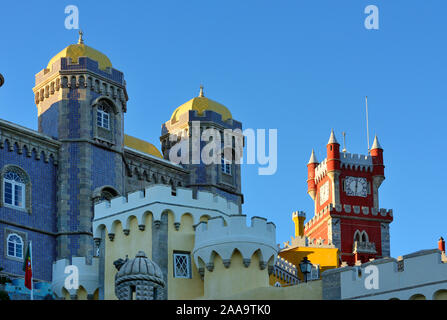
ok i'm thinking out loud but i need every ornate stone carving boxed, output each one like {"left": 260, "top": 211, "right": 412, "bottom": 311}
{"left": 114, "top": 251, "right": 165, "bottom": 300}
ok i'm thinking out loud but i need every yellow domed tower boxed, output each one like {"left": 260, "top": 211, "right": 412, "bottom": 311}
{"left": 160, "top": 86, "right": 244, "bottom": 210}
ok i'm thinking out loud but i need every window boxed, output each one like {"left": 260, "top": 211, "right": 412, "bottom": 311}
{"left": 310, "top": 265, "right": 320, "bottom": 280}
{"left": 97, "top": 105, "right": 110, "bottom": 130}
{"left": 221, "top": 156, "right": 231, "bottom": 175}
{"left": 173, "top": 252, "right": 191, "bottom": 278}
{"left": 4, "top": 171, "right": 25, "bottom": 208}
{"left": 7, "top": 233, "right": 23, "bottom": 259}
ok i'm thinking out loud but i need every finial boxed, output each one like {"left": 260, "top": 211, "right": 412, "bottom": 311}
{"left": 198, "top": 84, "right": 205, "bottom": 97}
{"left": 78, "top": 29, "right": 84, "bottom": 44}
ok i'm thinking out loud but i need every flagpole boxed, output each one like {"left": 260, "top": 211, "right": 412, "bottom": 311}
{"left": 30, "top": 241, "right": 33, "bottom": 301}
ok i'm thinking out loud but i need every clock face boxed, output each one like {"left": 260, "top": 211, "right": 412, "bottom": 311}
{"left": 345, "top": 176, "right": 368, "bottom": 197}
{"left": 319, "top": 181, "right": 330, "bottom": 205}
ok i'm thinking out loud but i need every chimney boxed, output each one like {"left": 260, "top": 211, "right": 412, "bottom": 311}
{"left": 438, "top": 237, "right": 445, "bottom": 252}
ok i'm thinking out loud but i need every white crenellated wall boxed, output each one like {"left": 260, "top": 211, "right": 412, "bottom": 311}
{"left": 340, "top": 152, "right": 373, "bottom": 171}
{"left": 193, "top": 214, "right": 277, "bottom": 270}
{"left": 193, "top": 214, "right": 278, "bottom": 299}
{"left": 315, "top": 159, "right": 327, "bottom": 182}
{"left": 93, "top": 184, "right": 239, "bottom": 238}
{"left": 52, "top": 257, "right": 99, "bottom": 298}
{"left": 323, "top": 249, "right": 447, "bottom": 300}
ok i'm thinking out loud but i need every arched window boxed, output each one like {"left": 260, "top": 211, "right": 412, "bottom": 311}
{"left": 1, "top": 166, "right": 31, "bottom": 212}
{"left": 361, "top": 231, "right": 369, "bottom": 242}
{"left": 93, "top": 186, "right": 119, "bottom": 204}
{"left": 354, "top": 230, "right": 361, "bottom": 242}
{"left": 4, "top": 171, "right": 25, "bottom": 208}
{"left": 7, "top": 233, "right": 23, "bottom": 259}
{"left": 97, "top": 105, "right": 110, "bottom": 130}
{"left": 221, "top": 155, "right": 231, "bottom": 175}
{"left": 99, "top": 188, "right": 118, "bottom": 202}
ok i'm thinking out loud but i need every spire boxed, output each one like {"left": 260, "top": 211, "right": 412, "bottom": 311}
{"left": 327, "top": 128, "right": 338, "bottom": 144}
{"left": 198, "top": 84, "right": 205, "bottom": 97}
{"left": 371, "top": 135, "right": 382, "bottom": 150}
{"left": 78, "top": 29, "right": 84, "bottom": 44}
{"left": 308, "top": 149, "right": 318, "bottom": 164}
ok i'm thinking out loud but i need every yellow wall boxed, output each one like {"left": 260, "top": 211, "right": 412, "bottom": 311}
{"left": 203, "top": 251, "right": 269, "bottom": 299}
{"left": 217, "top": 279, "right": 322, "bottom": 300}
{"left": 62, "top": 288, "right": 70, "bottom": 300}
{"left": 103, "top": 212, "right": 209, "bottom": 300}
{"left": 104, "top": 214, "right": 153, "bottom": 300}
{"left": 167, "top": 212, "right": 204, "bottom": 299}
{"left": 77, "top": 286, "right": 88, "bottom": 300}
{"left": 278, "top": 247, "right": 339, "bottom": 281}
{"left": 434, "top": 290, "right": 447, "bottom": 300}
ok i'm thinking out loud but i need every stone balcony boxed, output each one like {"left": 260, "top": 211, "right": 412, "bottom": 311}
{"left": 353, "top": 241, "right": 377, "bottom": 254}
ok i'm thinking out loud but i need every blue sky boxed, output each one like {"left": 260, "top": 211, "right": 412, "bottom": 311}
{"left": 0, "top": 1, "right": 445, "bottom": 257}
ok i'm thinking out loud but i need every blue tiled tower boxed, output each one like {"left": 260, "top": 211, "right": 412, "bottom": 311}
{"left": 33, "top": 32, "right": 128, "bottom": 265}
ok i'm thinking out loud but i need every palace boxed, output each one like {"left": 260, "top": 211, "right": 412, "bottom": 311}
{"left": 3, "top": 33, "right": 444, "bottom": 301}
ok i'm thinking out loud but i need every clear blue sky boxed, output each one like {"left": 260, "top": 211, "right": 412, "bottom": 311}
{"left": 0, "top": 1, "right": 445, "bottom": 258}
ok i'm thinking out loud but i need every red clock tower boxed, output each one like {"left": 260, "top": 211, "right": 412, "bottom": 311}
{"left": 304, "top": 130, "right": 393, "bottom": 265}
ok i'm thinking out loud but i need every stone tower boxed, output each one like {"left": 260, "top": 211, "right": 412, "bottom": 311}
{"left": 160, "top": 86, "right": 244, "bottom": 210}
{"left": 304, "top": 130, "right": 393, "bottom": 265}
{"left": 32, "top": 31, "right": 128, "bottom": 262}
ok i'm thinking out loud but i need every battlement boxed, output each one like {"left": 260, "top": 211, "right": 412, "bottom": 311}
{"left": 314, "top": 152, "right": 375, "bottom": 181}
{"left": 323, "top": 249, "right": 447, "bottom": 300}
{"left": 315, "top": 159, "right": 327, "bottom": 181}
{"left": 163, "top": 109, "right": 243, "bottom": 135}
{"left": 93, "top": 184, "right": 240, "bottom": 238}
{"left": 193, "top": 214, "right": 277, "bottom": 271}
{"left": 340, "top": 152, "right": 373, "bottom": 171}
{"left": 292, "top": 211, "right": 306, "bottom": 218}
{"left": 304, "top": 203, "right": 393, "bottom": 231}
{"left": 284, "top": 235, "right": 336, "bottom": 248}
{"left": 51, "top": 257, "right": 99, "bottom": 298}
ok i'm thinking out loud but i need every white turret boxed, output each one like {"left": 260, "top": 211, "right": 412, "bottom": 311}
{"left": 193, "top": 214, "right": 277, "bottom": 299}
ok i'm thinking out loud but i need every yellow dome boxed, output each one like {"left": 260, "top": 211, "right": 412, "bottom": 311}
{"left": 124, "top": 134, "right": 163, "bottom": 159}
{"left": 170, "top": 86, "right": 232, "bottom": 123}
{"left": 47, "top": 32, "right": 112, "bottom": 70}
